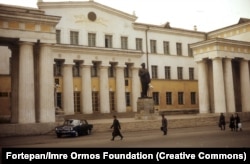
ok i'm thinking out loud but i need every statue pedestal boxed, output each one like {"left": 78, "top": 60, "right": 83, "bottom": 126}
{"left": 135, "top": 97, "right": 158, "bottom": 120}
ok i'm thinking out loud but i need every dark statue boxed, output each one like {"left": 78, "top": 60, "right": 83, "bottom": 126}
{"left": 138, "top": 63, "right": 151, "bottom": 98}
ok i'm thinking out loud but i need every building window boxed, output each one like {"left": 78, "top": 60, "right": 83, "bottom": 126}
{"left": 88, "top": 33, "right": 96, "bottom": 47}
{"left": 150, "top": 40, "right": 157, "bottom": 53}
{"left": 73, "top": 61, "right": 81, "bottom": 77}
{"left": 125, "top": 80, "right": 129, "bottom": 86}
{"left": 189, "top": 67, "right": 194, "bottom": 80}
{"left": 163, "top": 41, "right": 170, "bottom": 54}
{"left": 188, "top": 44, "right": 193, "bottom": 57}
{"left": 165, "top": 66, "right": 171, "bottom": 79}
{"left": 74, "top": 92, "right": 80, "bottom": 113}
{"left": 191, "top": 92, "right": 196, "bottom": 104}
{"left": 166, "top": 92, "right": 172, "bottom": 105}
{"left": 121, "top": 36, "right": 128, "bottom": 49}
{"left": 91, "top": 62, "right": 98, "bottom": 77}
{"left": 151, "top": 65, "right": 158, "bottom": 79}
{"left": 108, "top": 63, "right": 115, "bottom": 77}
{"left": 70, "top": 31, "right": 79, "bottom": 45}
{"left": 136, "top": 38, "right": 143, "bottom": 51}
{"left": 105, "top": 35, "right": 112, "bottom": 48}
{"left": 178, "top": 92, "right": 184, "bottom": 104}
{"left": 56, "top": 30, "right": 61, "bottom": 44}
{"left": 176, "top": 42, "right": 182, "bottom": 56}
{"left": 177, "top": 67, "right": 183, "bottom": 80}
{"left": 109, "top": 91, "right": 116, "bottom": 111}
{"left": 92, "top": 91, "right": 99, "bottom": 112}
{"left": 124, "top": 64, "right": 130, "bottom": 78}
{"left": 56, "top": 92, "right": 62, "bottom": 109}
{"left": 125, "top": 92, "right": 131, "bottom": 106}
{"left": 54, "top": 60, "right": 64, "bottom": 76}
{"left": 152, "top": 92, "right": 159, "bottom": 105}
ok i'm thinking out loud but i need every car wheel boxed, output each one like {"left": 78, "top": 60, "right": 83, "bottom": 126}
{"left": 57, "top": 134, "right": 61, "bottom": 138}
{"left": 86, "top": 129, "right": 91, "bottom": 135}
{"left": 75, "top": 131, "right": 79, "bottom": 137}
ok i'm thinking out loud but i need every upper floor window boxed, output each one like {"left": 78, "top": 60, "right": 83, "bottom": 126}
{"left": 70, "top": 31, "right": 79, "bottom": 45}
{"left": 188, "top": 44, "right": 193, "bottom": 57}
{"left": 136, "top": 38, "right": 143, "bottom": 51}
{"left": 165, "top": 66, "right": 171, "bottom": 79}
{"left": 189, "top": 67, "right": 194, "bottom": 80}
{"left": 105, "top": 35, "right": 112, "bottom": 48}
{"left": 88, "top": 33, "right": 96, "bottom": 47}
{"left": 121, "top": 36, "right": 128, "bottom": 49}
{"left": 177, "top": 67, "right": 183, "bottom": 80}
{"left": 56, "top": 30, "right": 61, "bottom": 44}
{"left": 163, "top": 41, "right": 170, "bottom": 54}
{"left": 151, "top": 65, "right": 158, "bottom": 79}
{"left": 176, "top": 42, "right": 182, "bottom": 56}
{"left": 150, "top": 40, "right": 157, "bottom": 53}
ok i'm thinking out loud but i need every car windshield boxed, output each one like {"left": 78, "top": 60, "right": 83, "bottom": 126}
{"left": 64, "top": 120, "right": 79, "bottom": 126}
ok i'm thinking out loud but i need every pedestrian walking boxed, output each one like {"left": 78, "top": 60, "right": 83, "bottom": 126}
{"left": 229, "top": 114, "right": 235, "bottom": 131}
{"left": 235, "top": 113, "right": 242, "bottom": 131}
{"left": 161, "top": 114, "right": 168, "bottom": 135}
{"left": 219, "top": 113, "right": 226, "bottom": 130}
{"left": 110, "top": 115, "right": 123, "bottom": 141}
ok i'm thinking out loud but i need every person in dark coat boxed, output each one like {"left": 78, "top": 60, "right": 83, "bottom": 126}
{"left": 235, "top": 113, "right": 242, "bottom": 131}
{"left": 229, "top": 114, "right": 235, "bottom": 131}
{"left": 110, "top": 115, "right": 123, "bottom": 141}
{"left": 219, "top": 113, "right": 226, "bottom": 130}
{"left": 161, "top": 114, "right": 168, "bottom": 135}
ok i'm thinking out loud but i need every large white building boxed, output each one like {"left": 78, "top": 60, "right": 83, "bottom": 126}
{"left": 0, "top": 0, "right": 250, "bottom": 125}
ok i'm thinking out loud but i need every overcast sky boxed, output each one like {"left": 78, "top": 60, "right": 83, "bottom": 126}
{"left": 0, "top": 0, "right": 250, "bottom": 32}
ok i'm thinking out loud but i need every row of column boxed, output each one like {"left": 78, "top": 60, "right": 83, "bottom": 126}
{"left": 62, "top": 63, "right": 140, "bottom": 115}
{"left": 11, "top": 41, "right": 141, "bottom": 124}
{"left": 11, "top": 42, "right": 55, "bottom": 124}
{"left": 197, "top": 57, "right": 250, "bottom": 114}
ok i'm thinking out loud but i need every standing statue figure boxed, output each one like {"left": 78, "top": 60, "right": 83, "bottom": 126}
{"left": 138, "top": 63, "right": 151, "bottom": 98}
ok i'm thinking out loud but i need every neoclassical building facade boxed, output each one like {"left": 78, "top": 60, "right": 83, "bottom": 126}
{"left": 0, "top": 1, "right": 250, "bottom": 124}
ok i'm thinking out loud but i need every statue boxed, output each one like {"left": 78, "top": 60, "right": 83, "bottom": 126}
{"left": 138, "top": 63, "right": 151, "bottom": 98}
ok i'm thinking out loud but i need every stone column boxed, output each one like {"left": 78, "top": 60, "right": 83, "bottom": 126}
{"left": 38, "top": 44, "right": 55, "bottom": 122}
{"left": 99, "top": 65, "right": 110, "bottom": 113}
{"left": 18, "top": 42, "right": 36, "bottom": 123}
{"left": 240, "top": 59, "right": 250, "bottom": 112}
{"left": 197, "top": 60, "right": 210, "bottom": 113}
{"left": 9, "top": 46, "right": 19, "bottom": 123}
{"left": 63, "top": 63, "right": 74, "bottom": 115}
{"left": 131, "top": 66, "right": 141, "bottom": 112}
{"left": 81, "top": 64, "right": 93, "bottom": 114}
{"left": 115, "top": 65, "right": 126, "bottom": 113}
{"left": 212, "top": 57, "right": 226, "bottom": 113}
{"left": 224, "top": 58, "right": 236, "bottom": 113}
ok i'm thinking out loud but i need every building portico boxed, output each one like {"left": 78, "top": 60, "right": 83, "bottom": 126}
{"left": 191, "top": 38, "right": 250, "bottom": 113}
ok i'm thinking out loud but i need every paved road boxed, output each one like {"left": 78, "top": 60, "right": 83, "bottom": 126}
{"left": 1, "top": 121, "right": 250, "bottom": 148}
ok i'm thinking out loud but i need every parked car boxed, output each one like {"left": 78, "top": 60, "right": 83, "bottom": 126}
{"left": 55, "top": 119, "right": 93, "bottom": 138}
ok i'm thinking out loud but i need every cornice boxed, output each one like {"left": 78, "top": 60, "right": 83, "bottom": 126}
{"left": 52, "top": 44, "right": 143, "bottom": 57}
{"left": 133, "top": 23, "right": 206, "bottom": 38}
